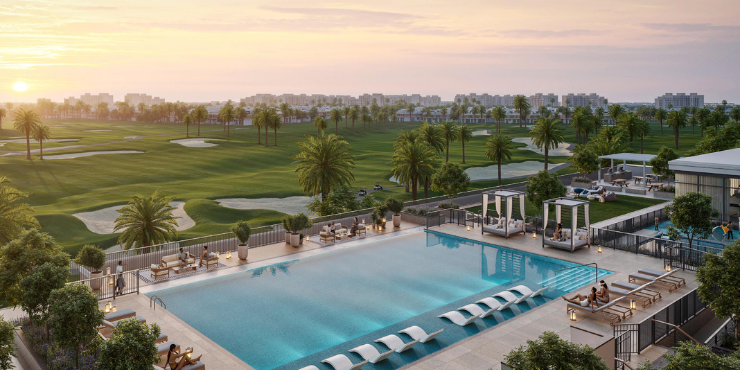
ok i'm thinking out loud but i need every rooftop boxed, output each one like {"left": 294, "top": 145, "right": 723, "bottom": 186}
{"left": 598, "top": 153, "right": 657, "bottom": 162}
{"left": 669, "top": 148, "right": 740, "bottom": 176}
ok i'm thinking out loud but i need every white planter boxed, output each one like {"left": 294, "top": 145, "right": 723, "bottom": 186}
{"left": 285, "top": 232, "right": 291, "bottom": 244}
{"left": 89, "top": 271, "right": 102, "bottom": 290}
{"left": 238, "top": 243, "right": 249, "bottom": 260}
{"left": 290, "top": 233, "right": 301, "bottom": 247}
{"left": 392, "top": 214, "right": 401, "bottom": 227}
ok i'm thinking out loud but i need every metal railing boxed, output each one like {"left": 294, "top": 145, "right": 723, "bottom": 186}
{"left": 595, "top": 207, "right": 669, "bottom": 234}
{"left": 555, "top": 262, "right": 599, "bottom": 284}
{"left": 615, "top": 358, "right": 634, "bottom": 370}
{"left": 705, "top": 318, "right": 737, "bottom": 355}
{"left": 150, "top": 295, "right": 166, "bottom": 310}
{"left": 614, "top": 288, "right": 707, "bottom": 355}
{"left": 73, "top": 270, "right": 140, "bottom": 300}
{"left": 615, "top": 331, "right": 632, "bottom": 366}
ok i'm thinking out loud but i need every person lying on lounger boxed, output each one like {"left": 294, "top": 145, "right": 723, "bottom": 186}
{"left": 596, "top": 280, "right": 610, "bottom": 303}
{"left": 550, "top": 223, "right": 563, "bottom": 241}
{"left": 562, "top": 287, "right": 600, "bottom": 310}
{"left": 166, "top": 344, "right": 202, "bottom": 370}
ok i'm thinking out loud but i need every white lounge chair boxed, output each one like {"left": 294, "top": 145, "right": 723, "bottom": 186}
{"left": 375, "top": 334, "right": 419, "bottom": 353}
{"left": 438, "top": 311, "right": 480, "bottom": 326}
{"left": 398, "top": 326, "right": 443, "bottom": 344}
{"left": 509, "top": 285, "right": 548, "bottom": 298}
{"left": 349, "top": 344, "right": 394, "bottom": 363}
{"left": 322, "top": 354, "right": 368, "bottom": 370}
{"left": 493, "top": 290, "right": 531, "bottom": 305}
{"left": 458, "top": 303, "right": 495, "bottom": 318}
{"left": 298, "top": 366, "right": 320, "bottom": 370}
{"left": 475, "top": 297, "right": 502, "bottom": 311}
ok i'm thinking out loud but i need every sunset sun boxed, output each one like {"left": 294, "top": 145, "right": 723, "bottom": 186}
{"left": 13, "top": 81, "right": 28, "bottom": 92}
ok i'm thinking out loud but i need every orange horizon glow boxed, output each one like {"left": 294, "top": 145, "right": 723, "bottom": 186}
{"left": 1, "top": 0, "right": 739, "bottom": 103}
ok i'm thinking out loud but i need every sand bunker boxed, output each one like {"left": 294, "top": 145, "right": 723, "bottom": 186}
{"left": 74, "top": 201, "right": 195, "bottom": 235}
{"left": 472, "top": 130, "right": 491, "bottom": 136}
{"left": 512, "top": 137, "right": 572, "bottom": 156}
{"left": 83, "top": 130, "right": 113, "bottom": 132}
{"left": 391, "top": 160, "right": 565, "bottom": 182}
{"left": 45, "top": 151, "right": 143, "bottom": 159}
{"left": 0, "top": 138, "right": 80, "bottom": 144}
{"left": 216, "top": 196, "right": 313, "bottom": 215}
{"left": 171, "top": 138, "right": 224, "bottom": 148}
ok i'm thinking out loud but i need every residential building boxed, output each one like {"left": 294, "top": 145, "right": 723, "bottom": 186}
{"left": 124, "top": 93, "right": 165, "bottom": 107}
{"left": 528, "top": 93, "right": 560, "bottom": 108}
{"left": 65, "top": 93, "right": 114, "bottom": 106}
{"left": 454, "top": 93, "right": 519, "bottom": 107}
{"left": 655, "top": 93, "right": 704, "bottom": 109}
{"left": 240, "top": 93, "right": 440, "bottom": 107}
{"left": 562, "top": 93, "right": 607, "bottom": 108}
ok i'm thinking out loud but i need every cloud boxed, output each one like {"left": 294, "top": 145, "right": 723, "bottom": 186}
{"left": 642, "top": 23, "right": 740, "bottom": 32}
{"left": 261, "top": 6, "right": 417, "bottom": 21}
{"left": 496, "top": 29, "right": 608, "bottom": 38}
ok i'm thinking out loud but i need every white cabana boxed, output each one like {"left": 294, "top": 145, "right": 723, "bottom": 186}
{"left": 597, "top": 153, "right": 657, "bottom": 183}
{"left": 481, "top": 190, "right": 526, "bottom": 238}
{"left": 542, "top": 198, "right": 590, "bottom": 252}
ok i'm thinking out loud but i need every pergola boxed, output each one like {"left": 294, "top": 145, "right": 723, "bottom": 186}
{"left": 542, "top": 198, "right": 590, "bottom": 252}
{"left": 481, "top": 190, "right": 526, "bottom": 238}
{"left": 597, "top": 153, "right": 657, "bottom": 183}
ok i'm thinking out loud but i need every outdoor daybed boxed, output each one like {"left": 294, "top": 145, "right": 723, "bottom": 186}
{"left": 481, "top": 190, "right": 527, "bottom": 239}
{"left": 542, "top": 198, "right": 591, "bottom": 252}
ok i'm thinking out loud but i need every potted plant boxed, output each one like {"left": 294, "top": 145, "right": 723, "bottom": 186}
{"left": 289, "top": 213, "right": 312, "bottom": 248}
{"left": 281, "top": 216, "right": 292, "bottom": 244}
{"left": 299, "top": 233, "right": 305, "bottom": 245}
{"left": 374, "top": 204, "right": 388, "bottom": 230}
{"left": 231, "top": 221, "right": 251, "bottom": 261}
{"left": 75, "top": 244, "right": 106, "bottom": 290}
{"left": 386, "top": 197, "right": 404, "bottom": 228}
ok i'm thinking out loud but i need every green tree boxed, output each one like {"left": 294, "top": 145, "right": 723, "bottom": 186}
{"left": 570, "top": 112, "right": 591, "bottom": 145}
{"left": 348, "top": 108, "right": 358, "bottom": 134}
{"left": 608, "top": 103, "right": 624, "bottom": 125}
{"left": 261, "top": 108, "right": 280, "bottom": 147}
{"left": 0, "top": 107, "right": 6, "bottom": 131}
{"left": 635, "top": 118, "right": 652, "bottom": 154}
{"left": 292, "top": 134, "right": 355, "bottom": 202}
{"left": 98, "top": 319, "right": 161, "bottom": 370}
{"left": 113, "top": 190, "right": 178, "bottom": 251}
{"left": 730, "top": 106, "right": 740, "bottom": 122}
{"left": 268, "top": 109, "right": 282, "bottom": 146}
{"left": 513, "top": 95, "right": 530, "bottom": 128}
{"left": 636, "top": 342, "right": 740, "bottom": 370}
{"left": 431, "top": 163, "right": 470, "bottom": 200}
{"left": 13, "top": 108, "right": 41, "bottom": 160}
{"left": 192, "top": 105, "right": 208, "bottom": 136}
{"left": 485, "top": 134, "right": 514, "bottom": 186}
{"left": 458, "top": 124, "right": 473, "bottom": 164}
{"left": 30, "top": 124, "right": 51, "bottom": 159}
{"left": 75, "top": 244, "right": 106, "bottom": 272}
{"left": 414, "top": 122, "right": 445, "bottom": 153}
{"left": 182, "top": 114, "right": 193, "bottom": 138}
{"left": 664, "top": 192, "right": 718, "bottom": 250}
{"left": 330, "top": 108, "right": 342, "bottom": 135}
{"left": 529, "top": 116, "right": 564, "bottom": 170}
{"left": 0, "top": 229, "right": 69, "bottom": 306}
{"left": 505, "top": 331, "right": 610, "bottom": 370}
{"left": 594, "top": 107, "right": 605, "bottom": 134}
{"left": 525, "top": 170, "right": 566, "bottom": 211}
{"left": 569, "top": 145, "right": 599, "bottom": 178}
{"left": 649, "top": 146, "right": 679, "bottom": 182}
{"left": 20, "top": 262, "right": 68, "bottom": 327}
{"left": 697, "top": 241, "right": 740, "bottom": 340}
{"left": 666, "top": 110, "right": 688, "bottom": 150}
{"left": 0, "top": 176, "right": 40, "bottom": 244}
{"left": 491, "top": 106, "right": 506, "bottom": 134}
{"left": 439, "top": 121, "right": 459, "bottom": 162}
{"left": 219, "top": 104, "right": 235, "bottom": 137}
{"left": 279, "top": 102, "right": 291, "bottom": 126}
{"left": 312, "top": 116, "right": 327, "bottom": 134}
{"left": 617, "top": 112, "right": 644, "bottom": 148}
{"left": 360, "top": 113, "right": 372, "bottom": 133}
{"left": 0, "top": 315, "right": 13, "bottom": 370}
{"left": 655, "top": 108, "right": 667, "bottom": 135}
{"left": 391, "top": 141, "right": 439, "bottom": 200}
{"left": 48, "top": 284, "right": 104, "bottom": 368}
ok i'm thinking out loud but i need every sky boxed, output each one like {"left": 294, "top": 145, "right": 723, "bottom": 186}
{"left": 1, "top": 0, "right": 739, "bottom": 103}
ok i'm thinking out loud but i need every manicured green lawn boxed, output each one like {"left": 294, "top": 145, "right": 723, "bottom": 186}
{"left": 0, "top": 116, "right": 695, "bottom": 254}
{"left": 465, "top": 195, "right": 666, "bottom": 224}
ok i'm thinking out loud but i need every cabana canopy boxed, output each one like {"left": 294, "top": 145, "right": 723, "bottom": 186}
{"left": 542, "top": 198, "right": 590, "bottom": 252}
{"left": 481, "top": 190, "right": 526, "bottom": 238}
{"left": 597, "top": 153, "right": 657, "bottom": 183}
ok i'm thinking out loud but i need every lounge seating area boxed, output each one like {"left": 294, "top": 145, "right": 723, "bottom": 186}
{"left": 481, "top": 190, "right": 527, "bottom": 239}
{"left": 542, "top": 198, "right": 591, "bottom": 253}
{"left": 319, "top": 221, "right": 367, "bottom": 243}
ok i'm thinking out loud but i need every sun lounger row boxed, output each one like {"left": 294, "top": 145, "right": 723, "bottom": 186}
{"left": 439, "top": 284, "right": 547, "bottom": 326}
{"left": 300, "top": 326, "right": 443, "bottom": 370}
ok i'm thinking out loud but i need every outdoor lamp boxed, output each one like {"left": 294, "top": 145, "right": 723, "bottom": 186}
{"left": 382, "top": 217, "right": 386, "bottom": 223}
{"left": 597, "top": 246, "right": 602, "bottom": 254}
{"left": 379, "top": 226, "right": 383, "bottom": 231}
{"left": 630, "top": 300, "right": 637, "bottom": 310}
{"left": 226, "top": 252, "right": 232, "bottom": 260}
{"left": 466, "top": 226, "right": 471, "bottom": 231}
{"left": 216, "top": 251, "right": 220, "bottom": 258}
{"left": 104, "top": 302, "right": 111, "bottom": 313}
{"left": 305, "top": 235, "right": 310, "bottom": 241}
{"left": 362, "top": 219, "right": 365, "bottom": 224}
{"left": 532, "top": 233, "right": 537, "bottom": 239}
{"left": 106, "top": 267, "right": 111, "bottom": 276}
{"left": 665, "top": 264, "right": 671, "bottom": 272}
{"left": 570, "top": 311, "right": 577, "bottom": 321}
{"left": 108, "top": 276, "right": 114, "bottom": 286}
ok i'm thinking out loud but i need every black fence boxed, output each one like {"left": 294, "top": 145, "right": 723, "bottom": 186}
{"left": 596, "top": 208, "right": 669, "bottom": 234}
{"left": 615, "top": 330, "right": 632, "bottom": 365}
{"left": 705, "top": 319, "right": 737, "bottom": 355}
{"left": 74, "top": 270, "right": 140, "bottom": 300}
{"left": 614, "top": 289, "right": 707, "bottom": 355}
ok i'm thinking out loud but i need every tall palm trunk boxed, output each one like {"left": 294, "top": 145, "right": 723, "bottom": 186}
{"left": 445, "top": 141, "right": 449, "bottom": 163}
{"left": 411, "top": 178, "right": 417, "bottom": 201}
{"left": 497, "top": 159, "right": 502, "bottom": 186}
{"left": 273, "top": 128, "right": 277, "bottom": 146}
{"left": 186, "top": 125, "right": 189, "bottom": 138}
{"left": 335, "top": 121, "right": 338, "bottom": 135}
{"left": 544, "top": 147, "right": 549, "bottom": 171}
{"left": 198, "top": 122, "right": 201, "bottom": 136}
{"left": 352, "top": 119, "right": 355, "bottom": 134}
{"left": 659, "top": 119, "right": 663, "bottom": 135}
{"left": 674, "top": 128, "right": 679, "bottom": 150}
{"left": 25, "top": 132, "right": 30, "bottom": 160}
{"left": 39, "top": 139, "right": 43, "bottom": 159}
{"left": 265, "top": 126, "right": 268, "bottom": 147}
{"left": 257, "top": 127, "right": 261, "bottom": 144}
{"left": 462, "top": 141, "right": 466, "bottom": 164}
{"left": 227, "top": 121, "right": 230, "bottom": 137}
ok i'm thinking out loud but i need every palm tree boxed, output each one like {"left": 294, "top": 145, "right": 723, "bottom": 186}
{"left": 0, "top": 177, "right": 40, "bottom": 244}
{"left": 529, "top": 117, "right": 564, "bottom": 170}
{"left": 360, "top": 113, "right": 372, "bottom": 133}
{"left": 13, "top": 109, "right": 41, "bottom": 160}
{"left": 343, "top": 106, "right": 351, "bottom": 128}
{"left": 439, "top": 121, "right": 459, "bottom": 162}
{"left": 617, "top": 113, "right": 642, "bottom": 145}
{"left": 262, "top": 109, "right": 280, "bottom": 147}
{"left": 695, "top": 107, "right": 710, "bottom": 134}
{"left": 594, "top": 107, "right": 605, "bottom": 135}
{"left": 689, "top": 116, "right": 698, "bottom": 135}
{"left": 235, "top": 107, "right": 248, "bottom": 126}
{"left": 292, "top": 134, "right": 355, "bottom": 201}
{"left": 279, "top": 103, "right": 291, "bottom": 126}
{"left": 192, "top": 105, "right": 208, "bottom": 136}
{"left": 608, "top": 104, "right": 624, "bottom": 126}
{"left": 513, "top": 95, "right": 530, "bottom": 128}
{"left": 137, "top": 102, "right": 147, "bottom": 116}
{"left": 31, "top": 124, "right": 51, "bottom": 159}
{"left": 485, "top": 135, "right": 514, "bottom": 186}
{"left": 414, "top": 122, "right": 445, "bottom": 153}
{"left": 407, "top": 103, "right": 415, "bottom": 123}
{"left": 655, "top": 108, "right": 667, "bottom": 135}
{"left": 182, "top": 114, "right": 193, "bottom": 138}
{"left": 0, "top": 107, "right": 6, "bottom": 130}
{"left": 330, "top": 108, "right": 342, "bottom": 135}
{"left": 570, "top": 112, "right": 589, "bottom": 145}
{"left": 391, "top": 141, "right": 439, "bottom": 200}
{"left": 313, "top": 117, "right": 327, "bottom": 134}
{"left": 635, "top": 119, "right": 651, "bottom": 154}
{"left": 730, "top": 106, "right": 740, "bottom": 122}
{"left": 269, "top": 110, "right": 282, "bottom": 146}
{"left": 253, "top": 110, "right": 265, "bottom": 144}
{"left": 219, "top": 105, "right": 235, "bottom": 137}
{"left": 114, "top": 191, "right": 179, "bottom": 252}
{"left": 458, "top": 125, "right": 473, "bottom": 164}
{"left": 348, "top": 108, "right": 358, "bottom": 134}
{"left": 491, "top": 106, "right": 506, "bottom": 134}
{"left": 666, "top": 110, "right": 688, "bottom": 150}
{"left": 441, "top": 106, "right": 448, "bottom": 121}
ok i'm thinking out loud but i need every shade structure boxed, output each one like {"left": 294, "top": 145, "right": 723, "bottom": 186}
{"left": 597, "top": 152, "right": 657, "bottom": 183}
{"left": 542, "top": 197, "right": 591, "bottom": 252}
{"left": 481, "top": 190, "right": 526, "bottom": 238}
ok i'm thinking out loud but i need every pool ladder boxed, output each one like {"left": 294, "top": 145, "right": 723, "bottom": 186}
{"left": 150, "top": 295, "right": 166, "bottom": 310}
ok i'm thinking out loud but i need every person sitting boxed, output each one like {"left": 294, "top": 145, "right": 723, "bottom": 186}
{"left": 198, "top": 246, "right": 209, "bottom": 268}
{"left": 562, "top": 287, "right": 600, "bottom": 310}
{"left": 596, "top": 280, "right": 610, "bottom": 303}
{"left": 165, "top": 344, "right": 202, "bottom": 370}
{"left": 177, "top": 248, "right": 188, "bottom": 265}
{"left": 329, "top": 221, "right": 336, "bottom": 235}
{"left": 350, "top": 217, "right": 359, "bottom": 236}
{"left": 550, "top": 223, "right": 563, "bottom": 241}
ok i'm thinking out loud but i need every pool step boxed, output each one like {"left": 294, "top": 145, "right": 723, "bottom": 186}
{"left": 541, "top": 267, "right": 599, "bottom": 292}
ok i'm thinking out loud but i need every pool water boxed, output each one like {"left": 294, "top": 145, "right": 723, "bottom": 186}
{"left": 648, "top": 221, "right": 736, "bottom": 250}
{"left": 149, "top": 231, "right": 611, "bottom": 370}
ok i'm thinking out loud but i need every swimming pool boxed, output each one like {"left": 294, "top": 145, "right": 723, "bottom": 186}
{"left": 148, "top": 230, "right": 611, "bottom": 370}
{"left": 647, "top": 220, "right": 736, "bottom": 251}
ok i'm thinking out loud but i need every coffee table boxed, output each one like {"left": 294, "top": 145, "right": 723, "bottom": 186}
{"left": 173, "top": 265, "right": 196, "bottom": 274}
